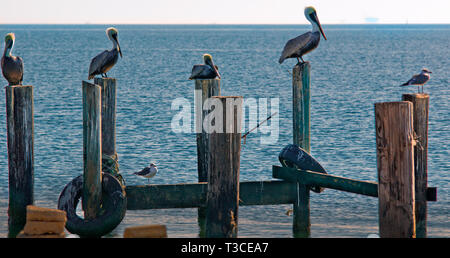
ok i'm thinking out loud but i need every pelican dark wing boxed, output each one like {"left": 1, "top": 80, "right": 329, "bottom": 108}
{"left": 401, "top": 73, "right": 430, "bottom": 86}
{"left": 88, "top": 49, "right": 119, "bottom": 80}
{"left": 1, "top": 55, "right": 23, "bottom": 85}
{"left": 279, "top": 32, "right": 321, "bottom": 64}
{"left": 189, "top": 64, "right": 219, "bottom": 80}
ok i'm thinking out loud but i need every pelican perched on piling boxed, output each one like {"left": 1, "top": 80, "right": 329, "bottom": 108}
{"left": 88, "top": 27, "right": 122, "bottom": 80}
{"left": 1, "top": 33, "right": 24, "bottom": 86}
{"left": 279, "top": 6, "right": 327, "bottom": 64}
{"left": 189, "top": 54, "right": 221, "bottom": 80}
{"left": 401, "top": 68, "right": 432, "bottom": 93}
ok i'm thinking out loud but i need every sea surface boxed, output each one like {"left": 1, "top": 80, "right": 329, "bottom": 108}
{"left": 0, "top": 24, "right": 448, "bottom": 238}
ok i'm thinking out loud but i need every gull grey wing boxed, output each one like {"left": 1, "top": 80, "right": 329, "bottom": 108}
{"left": 402, "top": 73, "right": 429, "bottom": 86}
{"left": 135, "top": 167, "right": 150, "bottom": 176}
{"left": 279, "top": 32, "right": 312, "bottom": 64}
{"left": 88, "top": 50, "right": 109, "bottom": 79}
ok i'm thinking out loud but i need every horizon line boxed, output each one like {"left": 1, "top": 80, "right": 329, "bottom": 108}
{"left": 1, "top": 22, "right": 449, "bottom": 25}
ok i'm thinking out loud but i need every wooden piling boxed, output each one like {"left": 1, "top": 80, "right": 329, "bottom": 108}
{"left": 5, "top": 85, "right": 34, "bottom": 238}
{"left": 375, "top": 101, "right": 416, "bottom": 238}
{"left": 205, "top": 96, "right": 242, "bottom": 238}
{"left": 194, "top": 79, "right": 220, "bottom": 237}
{"left": 95, "top": 78, "right": 116, "bottom": 156}
{"left": 292, "top": 62, "right": 311, "bottom": 238}
{"left": 402, "top": 93, "right": 429, "bottom": 238}
{"left": 82, "top": 81, "right": 102, "bottom": 220}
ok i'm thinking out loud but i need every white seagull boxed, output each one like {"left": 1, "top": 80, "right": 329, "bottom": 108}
{"left": 134, "top": 163, "right": 158, "bottom": 183}
{"left": 400, "top": 68, "right": 432, "bottom": 93}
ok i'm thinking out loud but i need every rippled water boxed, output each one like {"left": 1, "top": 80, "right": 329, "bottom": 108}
{"left": 0, "top": 24, "right": 448, "bottom": 237}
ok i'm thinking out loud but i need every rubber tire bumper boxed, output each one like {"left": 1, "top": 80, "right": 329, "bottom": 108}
{"left": 57, "top": 173, "right": 126, "bottom": 237}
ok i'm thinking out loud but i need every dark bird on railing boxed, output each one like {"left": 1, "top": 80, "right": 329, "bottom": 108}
{"left": 1, "top": 33, "right": 24, "bottom": 86}
{"left": 189, "top": 54, "right": 221, "bottom": 80}
{"left": 279, "top": 6, "right": 327, "bottom": 65}
{"left": 134, "top": 163, "right": 158, "bottom": 183}
{"left": 400, "top": 68, "right": 432, "bottom": 93}
{"left": 88, "top": 27, "right": 122, "bottom": 80}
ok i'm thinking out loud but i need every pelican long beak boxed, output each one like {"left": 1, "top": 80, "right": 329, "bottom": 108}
{"left": 206, "top": 59, "right": 221, "bottom": 79}
{"left": 113, "top": 34, "right": 122, "bottom": 58}
{"left": 214, "top": 65, "right": 221, "bottom": 79}
{"left": 314, "top": 13, "right": 327, "bottom": 40}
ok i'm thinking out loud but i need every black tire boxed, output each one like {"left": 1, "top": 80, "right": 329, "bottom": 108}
{"left": 57, "top": 173, "right": 126, "bottom": 237}
{"left": 278, "top": 144, "right": 327, "bottom": 193}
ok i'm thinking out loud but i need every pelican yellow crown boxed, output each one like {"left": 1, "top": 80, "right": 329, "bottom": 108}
{"left": 203, "top": 53, "right": 213, "bottom": 62}
{"left": 304, "top": 6, "right": 317, "bottom": 16}
{"left": 5, "top": 33, "right": 15, "bottom": 44}
{"left": 106, "top": 27, "right": 119, "bottom": 37}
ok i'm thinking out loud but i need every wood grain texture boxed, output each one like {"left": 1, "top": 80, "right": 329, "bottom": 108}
{"left": 206, "top": 96, "right": 242, "bottom": 238}
{"left": 95, "top": 78, "right": 117, "bottom": 156}
{"left": 82, "top": 81, "right": 102, "bottom": 219}
{"left": 375, "top": 101, "right": 415, "bottom": 238}
{"left": 402, "top": 93, "right": 429, "bottom": 238}
{"left": 194, "top": 78, "right": 220, "bottom": 237}
{"left": 5, "top": 85, "right": 34, "bottom": 238}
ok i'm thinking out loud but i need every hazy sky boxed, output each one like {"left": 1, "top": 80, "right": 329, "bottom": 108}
{"left": 1, "top": 0, "right": 449, "bottom": 24}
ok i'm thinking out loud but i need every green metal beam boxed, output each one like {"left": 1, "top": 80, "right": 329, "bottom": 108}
{"left": 272, "top": 166, "right": 378, "bottom": 197}
{"left": 126, "top": 180, "right": 296, "bottom": 210}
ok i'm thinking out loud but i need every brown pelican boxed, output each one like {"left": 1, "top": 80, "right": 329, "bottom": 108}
{"left": 401, "top": 68, "right": 432, "bottom": 93}
{"left": 1, "top": 33, "right": 23, "bottom": 86}
{"left": 279, "top": 6, "right": 327, "bottom": 64}
{"left": 189, "top": 54, "right": 221, "bottom": 80}
{"left": 88, "top": 27, "right": 122, "bottom": 80}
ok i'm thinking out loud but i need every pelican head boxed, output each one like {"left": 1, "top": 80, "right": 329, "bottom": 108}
{"left": 4, "top": 33, "right": 15, "bottom": 55}
{"left": 203, "top": 53, "right": 221, "bottom": 79}
{"left": 421, "top": 68, "right": 432, "bottom": 74}
{"left": 106, "top": 27, "right": 122, "bottom": 58}
{"left": 304, "top": 6, "right": 327, "bottom": 40}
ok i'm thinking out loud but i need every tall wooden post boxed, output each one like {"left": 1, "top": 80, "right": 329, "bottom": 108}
{"left": 5, "top": 85, "right": 34, "bottom": 238}
{"left": 82, "top": 81, "right": 102, "bottom": 220}
{"left": 292, "top": 62, "right": 311, "bottom": 238}
{"left": 375, "top": 101, "right": 416, "bottom": 238}
{"left": 402, "top": 93, "right": 429, "bottom": 238}
{"left": 95, "top": 78, "right": 116, "bottom": 156}
{"left": 194, "top": 79, "right": 220, "bottom": 237}
{"left": 205, "top": 96, "right": 242, "bottom": 238}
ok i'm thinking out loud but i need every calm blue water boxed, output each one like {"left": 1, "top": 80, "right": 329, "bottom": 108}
{"left": 0, "top": 24, "right": 448, "bottom": 237}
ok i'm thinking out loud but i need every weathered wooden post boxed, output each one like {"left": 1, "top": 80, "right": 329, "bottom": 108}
{"left": 402, "top": 93, "right": 429, "bottom": 238}
{"left": 194, "top": 79, "right": 220, "bottom": 237}
{"left": 95, "top": 78, "right": 121, "bottom": 182}
{"left": 5, "top": 85, "right": 34, "bottom": 238}
{"left": 205, "top": 96, "right": 242, "bottom": 238}
{"left": 292, "top": 62, "right": 311, "bottom": 238}
{"left": 82, "top": 81, "right": 102, "bottom": 220}
{"left": 375, "top": 101, "right": 416, "bottom": 238}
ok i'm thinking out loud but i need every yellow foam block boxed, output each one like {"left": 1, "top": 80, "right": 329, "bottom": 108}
{"left": 17, "top": 230, "right": 66, "bottom": 238}
{"left": 123, "top": 224, "right": 167, "bottom": 238}
{"left": 23, "top": 220, "right": 66, "bottom": 235}
{"left": 26, "top": 205, "right": 67, "bottom": 222}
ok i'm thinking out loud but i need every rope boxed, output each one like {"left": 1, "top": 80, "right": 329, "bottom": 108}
{"left": 102, "top": 152, "right": 125, "bottom": 186}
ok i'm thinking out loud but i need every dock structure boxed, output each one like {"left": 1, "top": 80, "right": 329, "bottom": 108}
{"left": 5, "top": 64, "right": 438, "bottom": 238}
